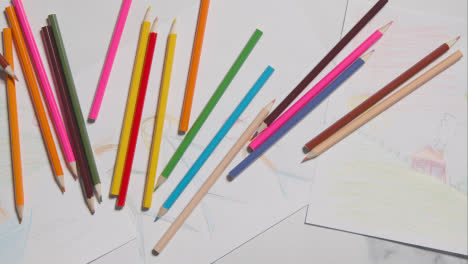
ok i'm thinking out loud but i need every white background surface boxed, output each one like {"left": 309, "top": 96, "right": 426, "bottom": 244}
{"left": 0, "top": 0, "right": 465, "bottom": 263}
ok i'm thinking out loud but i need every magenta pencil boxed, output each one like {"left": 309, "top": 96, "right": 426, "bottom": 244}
{"left": 89, "top": 0, "right": 132, "bottom": 122}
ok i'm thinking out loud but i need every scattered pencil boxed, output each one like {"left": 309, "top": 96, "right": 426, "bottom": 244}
{"left": 41, "top": 25, "right": 96, "bottom": 213}
{"left": 89, "top": 0, "right": 133, "bottom": 122}
{"left": 4, "top": 28, "right": 24, "bottom": 223}
{"left": 117, "top": 18, "right": 159, "bottom": 208}
{"left": 303, "top": 36, "right": 460, "bottom": 153}
{"left": 251, "top": 0, "right": 388, "bottom": 138}
{"left": 111, "top": 7, "right": 152, "bottom": 197}
{"left": 6, "top": 6, "right": 65, "bottom": 192}
{"left": 155, "top": 66, "right": 274, "bottom": 221}
{"left": 178, "top": 0, "right": 211, "bottom": 134}
{"left": 249, "top": 21, "right": 392, "bottom": 151}
{"left": 303, "top": 50, "right": 463, "bottom": 161}
{"left": 49, "top": 14, "right": 101, "bottom": 203}
{"left": 153, "top": 100, "right": 274, "bottom": 255}
{"left": 13, "top": 0, "right": 78, "bottom": 179}
{"left": 144, "top": 18, "right": 177, "bottom": 209}
{"left": 228, "top": 51, "right": 373, "bottom": 180}
{"left": 155, "top": 29, "right": 263, "bottom": 192}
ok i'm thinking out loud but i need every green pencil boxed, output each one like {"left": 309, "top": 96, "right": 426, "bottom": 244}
{"left": 154, "top": 29, "right": 263, "bottom": 191}
{"left": 49, "top": 14, "right": 102, "bottom": 202}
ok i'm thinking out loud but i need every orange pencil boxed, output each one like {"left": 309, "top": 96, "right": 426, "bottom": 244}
{"left": 4, "top": 28, "right": 23, "bottom": 222}
{"left": 178, "top": 0, "right": 210, "bottom": 134}
{"left": 5, "top": 6, "right": 65, "bottom": 191}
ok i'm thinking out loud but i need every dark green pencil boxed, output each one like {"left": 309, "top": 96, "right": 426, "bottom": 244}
{"left": 48, "top": 14, "right": 102, "bottom": 202}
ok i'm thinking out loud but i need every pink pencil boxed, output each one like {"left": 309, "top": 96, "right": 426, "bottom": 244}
{"left": 249, "top": 22, "right": 392, "bottom": 151}
{"left": 13, "top": 0, "right": 77, "bottom": 177}
{"left": 88, "top": 0, "right": 132, "bottom": 122}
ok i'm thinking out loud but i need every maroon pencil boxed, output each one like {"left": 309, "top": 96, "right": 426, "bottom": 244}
{"left": 41, "top": 25, "right": 95, "bottom": 214}
{"left": 252, "top": 0, "right": 388, "bottom": 137}
{"left": 303, "top": 36, "right": 460, "bottom": 153}
{"left": 0, "top": 52, "right": 19, "bottom": 80}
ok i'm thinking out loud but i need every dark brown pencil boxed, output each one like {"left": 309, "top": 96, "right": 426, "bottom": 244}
{"left": 303, "top": 37, "right": 459, "bottom": 152}
{"left": 41, "top": 25, "right": 95, "bottom": 214}
{"left": 253, "top": 0, "right": 388, "bottom": 137}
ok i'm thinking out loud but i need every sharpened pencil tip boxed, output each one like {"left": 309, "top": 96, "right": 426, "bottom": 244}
{"left": 88, "top": 118, "right": 96, "bottom": 123}
{"left": 14, "top": 75, "right": 19, "bottom": 81}
{"left": 19, "top": 218, "right": 22, "bottom": 223}
{"left": 379, "top": 21, "right": 393, "bottom": 34}
{"left": 152, "top": 249, "right": 159, "bottom": 256}
{"left": 301, "top": 157, "right": 310, "bottom": 163}
{"left": 62, "top": 186, "right": 65, "bottom": 193}
{"left": 99, "top": 196, "right": 103, "bottom": 203}
{"left": 447, "top": 36, "right": 461, "bottom": 48}
{"left": 154, "top": 217, "right": 159, "bottom": 222}
{"left": 144, "top": 6, "right": 151, "bottom": 22}
{"left": 227, "top": 175, "right": 234, "bottom": 182}
{"left": 150, "top": 17, "right": 159, "bottom": 33}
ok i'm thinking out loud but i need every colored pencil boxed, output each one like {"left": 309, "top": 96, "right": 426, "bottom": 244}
{"left": 117, "top": 18, "right": 159, "bottom": 208}
{"left": 41, "top": 26, "right": 95, "bottom": 214}
{"left": 249, "top": 22, "right": 392, "bottom": 151}
{"left": 13, "top": 0, "right": 77, "bottom": 178}
{"left": 89, "top": 0, "right": 133, "bottom": 122}
{"left": 303, "top": 37, "right": 460, "bottom": 152}
{"left": 143, "top": 19, "right": 177, "bottom": 209}
{"left": 155, "top": 66, "right": 274, "bottom": 221}
{"left": 152, "top": 100, "right": 275, "bottom": 256}
{"left": 154, "top": 29, "right": 263, "bottom": 191}
{"left": 227, "top": 52, "right": 372, "bottom": 180}
{"left": 111, "top": 7, "right": 152, "bottom": 196}
{"left": 48, "top": 14, "right": 101, "bottom": 202}
{"left": 0, "top": 52, "right": 18, "bottom": 81}
{"left": 5, "top": 7, "right": 65, "bottom": 192}
{"left": 4, "top": 28, "right": 23, "bottom": 222}
{"left": 178, "top": 0, "right": 211, "bottom": 134}
{"left": 303, "top": 50, "right": 463, "bottom": 161}
{"left": 252, "top": 0, "right": 388, "bottom": 138}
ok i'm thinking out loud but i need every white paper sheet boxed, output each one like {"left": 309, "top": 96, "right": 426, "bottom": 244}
{"left": 306, "top": 0, "right": 467, "bottom": 255}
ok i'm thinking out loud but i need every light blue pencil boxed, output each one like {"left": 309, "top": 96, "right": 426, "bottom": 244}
{"left": 155, "top": 66, "right": 275, "bottom": 221}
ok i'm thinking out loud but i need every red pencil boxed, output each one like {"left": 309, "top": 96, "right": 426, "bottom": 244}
{"left": 117, "top": 18, "right": 158, "bottom": 207}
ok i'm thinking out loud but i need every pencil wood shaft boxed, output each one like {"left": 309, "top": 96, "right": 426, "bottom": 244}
{"left": 153, "top": 101, "right": 273, "bottom": 255}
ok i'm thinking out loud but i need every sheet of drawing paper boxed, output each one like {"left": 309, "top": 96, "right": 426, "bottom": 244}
{"left": 306, "top": 0, "right": 467, "bottom": 255}
{"left": 57, "top": 0, "right": 349, "bottom": 263}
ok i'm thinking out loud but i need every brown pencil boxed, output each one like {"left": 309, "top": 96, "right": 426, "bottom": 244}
{"left": 303, "top": 36, "right": 460, "bottom": 153}
{"left": 303, "top": 50, "right": 463, "bottom": 161}
{"left": 41, "top": 26, "right": 95, "bottom": 214}
{"left": 252, "top": 0, "right": 388, "bottom": 137}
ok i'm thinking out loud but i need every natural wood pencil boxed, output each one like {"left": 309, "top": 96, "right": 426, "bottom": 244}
{"left": 304, "top": 50, "right": 463, "bottom": 161}
{"left": 152, "top": 100, "right": 274, "bottom": 256}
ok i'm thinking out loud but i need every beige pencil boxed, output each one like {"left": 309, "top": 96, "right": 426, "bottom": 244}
{"left": 152, "top": 100, "right": 275, "bottom": 256}
{"left": 303, "top": 50, "right": 463, "bottom": 162}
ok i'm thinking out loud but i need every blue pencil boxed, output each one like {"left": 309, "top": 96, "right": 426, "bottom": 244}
{"left": 227, "top": 51, "right": 374, "bottom": 181}
{"left": 155, "top": 66, "right": 275, "bottom": 221}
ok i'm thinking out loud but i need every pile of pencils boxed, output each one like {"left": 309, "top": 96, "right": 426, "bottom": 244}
{"left": 2, "top": 0, "right": 463, "bottom": 258}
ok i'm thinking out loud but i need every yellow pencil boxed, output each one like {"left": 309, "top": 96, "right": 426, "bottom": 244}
{"left": 111, "top": 7, "right": 152, "bottom": 196}
{"left": 143, "top": 19, "right": 177, "bottom": 209}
